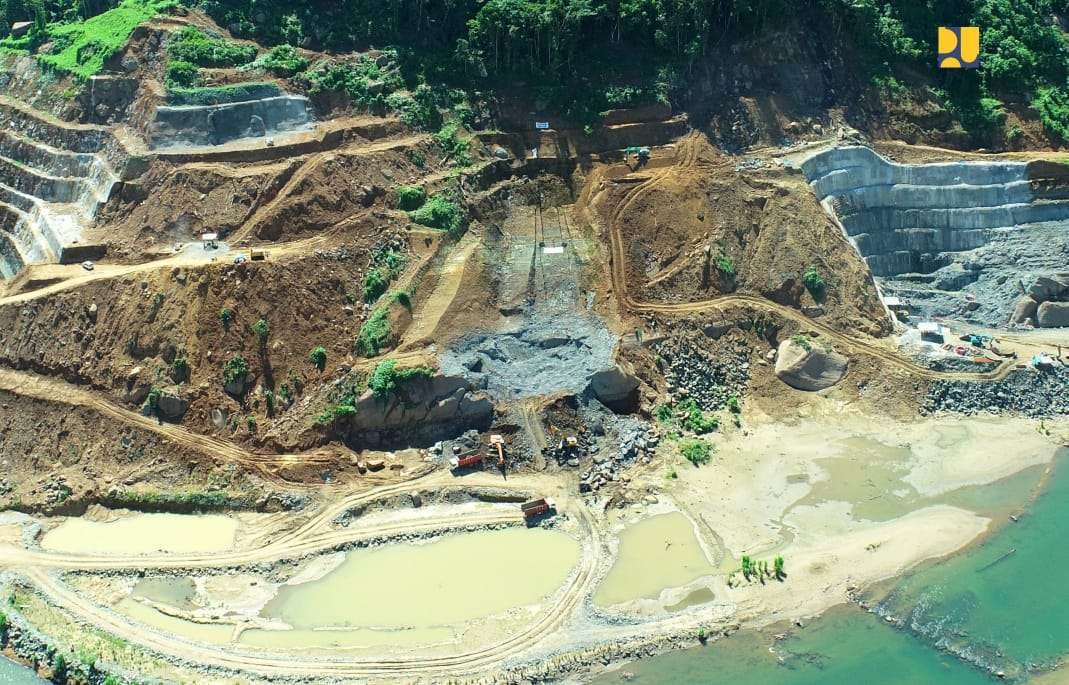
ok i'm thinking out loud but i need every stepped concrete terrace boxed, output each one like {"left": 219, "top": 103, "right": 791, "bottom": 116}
{"left": 796, "top": 145, "right": 1069, "bottom": 327}
{"left": 0, "top": 104, "right": 119, "bottom": 281}
{"left": 149, "top": 94, "right": 316, "bottom": 149}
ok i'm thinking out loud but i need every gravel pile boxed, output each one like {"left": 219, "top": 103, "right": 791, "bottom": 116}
{"left": 653, "top": 336, "right": 750, "bottom": 412}
{"left": 911, "top": 355, "right": 1001, "bottom": 373}
{"left": 924, "top": 367, "right": 1069, "bottom": 417}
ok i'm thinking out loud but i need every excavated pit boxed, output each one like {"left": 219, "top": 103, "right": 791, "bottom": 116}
{"left": 0, "top": 116, "right": 118, "bottom": 280}
{"left": 798, "top": 146, "right": 1069, "bottom": 326}
{"left": 149, "top": 95, "right": 315, "bottom": 149}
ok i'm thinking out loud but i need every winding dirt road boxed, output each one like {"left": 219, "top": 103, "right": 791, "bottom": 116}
{"left": 602, "top": 137, "right": 1019, "bottom": 382}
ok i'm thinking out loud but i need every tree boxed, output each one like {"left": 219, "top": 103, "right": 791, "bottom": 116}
{"left": 309, "top": 346, "right": 327, "bottom": 371}
{"left": 252, "top": 318, "right": 269, "bottom": 349}
{"left": 774, "top": 555, "right": 785, "bottom": 580}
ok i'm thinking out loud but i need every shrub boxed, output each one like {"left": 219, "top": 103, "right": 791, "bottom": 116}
{"left": 219, "top": 307, "right": 234, "bottom": 330}
{"left": 165, "top": 59, "right": 200, "bottom": 88}
{"left": 222, "top": 355, "right": 248, "bottom": 385}
{"left": 680, "top": 440, "right": 712, "bottom": 466}
{"left": 397, "top": 184, "right": 426, "bottom": 211}
{"left": 309, "top": 346, "right": 327, "bottom": 371}
{"left": 774, "top": 555, "right": 785, "bottom": 580}
{"left": 315, "top": 403, "right": 357, "bottom": 425}
{"left": 254, "top": 44, "right": 309, "bottom": 76}
{"left": 802, "top": 265, "right": 826, "bottom": 298}
{"left": 654, "top": 403, "right": 673, "bottom": 423}
{"left": 167, "top": 81, "right": 279, "bottom": 105}
{"left": 716, "top": 253, "right": 735, "bottom": 279}
{"left": 51, "top": 652, "right": 67, "bottom": 679}
{"left": 726, "top": 395, "right": 741, "bottom": 414}
{"left": 146, "top": 386, "right": 162, "bottom": 411}
{"left": 393, "top": 290, "right": 412, "bottom": 309}
{"left": 252, "top": 318, "right": 269, "bottom": 348}
{"left": 355, "top": 307, "right": 391, "bottom": 357}
{"left": 434, "top": 122, "right": 472, "bottom": 166}
{"left": 368, "top": 359, "right": 434, "bottom": 397}
{"left": 409, "top": 194, "right": 465, "bottom": 237}
{"left": 264, "top": 389, "right": 275, "bottom": 415}
{"left": 680, "top": 398, "right": 719, "bottom": 434}
{"left": 168, "top": 25, "right": 256, "bottom": 67}
{"left": 246, "top": 415, "right": 257, "bottom": 431}
{"left": 362, "top": 267, "right": 389, "bottom": 303}
{"left": 1033, "top": 87, "right": 1069, "bottom": 141}
{"left": 171, "top": 356, "right": 190, "bottom": 382}
{"left": 790, "top": 334, "right": 812, "bottom": 352}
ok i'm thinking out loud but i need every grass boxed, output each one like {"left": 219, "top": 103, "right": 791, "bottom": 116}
{"left": 368, "top": 359, "right": 434, "bottom": 397}
{"left": 37, "top": 0, "right": 174, "bottom": 80}
{"left": 790, "top": 334, "right": 812, "bottom": 352}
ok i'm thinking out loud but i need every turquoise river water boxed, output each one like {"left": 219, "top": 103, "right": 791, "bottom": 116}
{"left": 593, "top": 448, "right": 1069, "bottom": 685}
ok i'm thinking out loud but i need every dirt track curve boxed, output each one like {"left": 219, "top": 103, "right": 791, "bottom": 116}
{"left": 603, "top": 136, "right": 1018, "bottom": 383}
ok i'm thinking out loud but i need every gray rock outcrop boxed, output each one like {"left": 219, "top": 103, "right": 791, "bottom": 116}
{"left": 157, "top": 392, "right": 190, "bottom": 421}
{"left": 1010, "top": 273, "right": 1069, "bottom": 327}
{"left": 774, "top": 338, "right": 848, "bottom": 391}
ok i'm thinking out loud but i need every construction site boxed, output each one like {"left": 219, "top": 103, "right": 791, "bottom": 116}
{"left": 0, "top": 4, "right": 1068, "bottom": 685}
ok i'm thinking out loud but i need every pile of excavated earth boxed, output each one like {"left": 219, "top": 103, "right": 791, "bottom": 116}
{"left": 0, "top": 7, "right": 1068, "bottom": 685}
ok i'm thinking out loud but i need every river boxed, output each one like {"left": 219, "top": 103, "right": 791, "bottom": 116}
{"left": 592, "top": 447, "right": 1069, "bottom": 684}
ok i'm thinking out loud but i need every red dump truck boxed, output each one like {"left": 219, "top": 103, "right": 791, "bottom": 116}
{"left": 521, "top": 497, "right": 556, "bottom": 519}
{"left": 450, "top": 450, "right": 483, "bottom": 470}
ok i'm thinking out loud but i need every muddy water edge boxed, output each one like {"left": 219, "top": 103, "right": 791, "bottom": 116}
{"left": 591, "top": 447, "right": 1069, "bottom": 685}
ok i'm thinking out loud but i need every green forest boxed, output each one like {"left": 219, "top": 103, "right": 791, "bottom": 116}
{"left": 4, "top": 0, "right": 1069, "bottom": 138}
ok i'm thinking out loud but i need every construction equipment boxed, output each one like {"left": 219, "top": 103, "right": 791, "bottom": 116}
{"left": 521, "top": 497, "right": 556, "bottom": 519}
{"left": 249, "top": 248, "right": 267, "bottom": 261}
{"left": 490, "top": 434, "right": 505, "bottom": 466}
{"left": 450, "top": 449, "right": 483, "bottom": 471}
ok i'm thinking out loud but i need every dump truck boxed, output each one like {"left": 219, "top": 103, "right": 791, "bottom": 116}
{"left": 450, "top": 450, "right": 483, "bottom": 470}
{"left": 521, "top": 497, "right": 556, "bottom": 519}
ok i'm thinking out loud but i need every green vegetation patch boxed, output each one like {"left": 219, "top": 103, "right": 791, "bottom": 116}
{"left": 253, "top": 44, "right": 309, "bottom": 77}
{"left": 361, "top": 248, "right": 408, "bottom": 303}
{"left": 679, "top": 398, "right": 719, "bottom": 434}
{"left": 409, "top": 193, "right": 465, "bottom": 238}
{"left": 355, "top": 306, "right": 391, "bottom": 357}
{"left": 167, "top": 25, "right": 256, "bottom": 67}
{"left": 36, "top": 0, "right": 171, "bottom": 79}
{"left": 106, "top": 488, "right": 235, "bottom": 512}
{"left": 680, "top": 439, "right": 712, "bottom": 466}
{"left": 222, "top": 354, "right": 248, "bottom": 385}
{"left": 790, "top": 334, "right": 812, "bottom": 352}
{"left": 396, "top": 184, "right": 426, "bottom": 211}
{"left": 367, "top": 359, "right": 434, "bottom": 397}
{"left": 167, "top": 81, "right": 280, "bottom": 105}
{"left": 802, "top": 265, "right": 826, "bottom": 299}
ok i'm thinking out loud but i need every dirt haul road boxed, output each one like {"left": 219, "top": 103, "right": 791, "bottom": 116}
{"left": 601, "top": 136, "right": 1018, "bottom": 383}
{"left": 2, "top": 471, "right": 603, "bottom": 681}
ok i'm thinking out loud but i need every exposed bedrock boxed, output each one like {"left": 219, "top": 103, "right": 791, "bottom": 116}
{"left": 798, "top": 146, "right": 1069, "bottom": 326}
{"left": 337, "top": 375, "right": 494, "bottom": 449}
{"left": 149, "top": 95, "right": 315, "bottom": 149}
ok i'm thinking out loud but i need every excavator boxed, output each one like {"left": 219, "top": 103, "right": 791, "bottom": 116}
{"left": 490, "top": 434, "right": 506, "bottom": 468}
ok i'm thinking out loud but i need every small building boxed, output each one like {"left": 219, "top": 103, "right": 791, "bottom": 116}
{"left": 917, "top": 321, "right": 945, "bottom": 344}
{"left": 882, "top": 295, "right": 910, "bottom": 318}
{"left": 201, "top": 232, "right": 218, "bottom": 249}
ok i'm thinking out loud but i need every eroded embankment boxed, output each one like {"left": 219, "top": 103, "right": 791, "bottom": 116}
{"left": 797, "top": 146, "right": 1069, "bottom": 326}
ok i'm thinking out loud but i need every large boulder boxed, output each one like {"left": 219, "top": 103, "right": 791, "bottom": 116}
{"left": 1010, "top": 296, "right": 1039, "bottom": 325}
{"left": 586, "top": 366, "right": 640, "bottom": 412}
{"left": 157, "top": 392, "right": 190, "bottom": 421}
{"left": 1027, "top": 274, "right": 1069, "bottom": 301}
{"left": 774, "top": 338, "right": 849, "bottom": 391}
{"left": 1037, "top": 301, "right": 1069, "bottom": 328}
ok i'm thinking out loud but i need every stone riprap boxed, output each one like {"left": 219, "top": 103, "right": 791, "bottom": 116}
{"left": 797, "top": 146, "right": 1069, "bottom": 327}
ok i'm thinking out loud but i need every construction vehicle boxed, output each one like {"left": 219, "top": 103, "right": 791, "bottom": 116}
{"left": 449, "top": 449, "right": 483, "bottom": 471}
{"left": 521, "top": 497, "right": 556, "bottom": 519}
{"left": 490, "top": 434, "right": 505, "bottom": 467}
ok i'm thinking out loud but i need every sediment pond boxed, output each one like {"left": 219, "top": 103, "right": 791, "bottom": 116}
{"left": 595, "top": 512, "right": 714, "bottom": 607}
{"left": 42, "top": 512, "right": 237, "bottom": 555}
